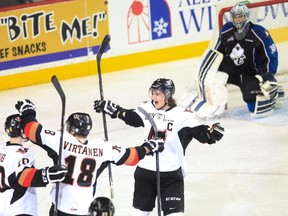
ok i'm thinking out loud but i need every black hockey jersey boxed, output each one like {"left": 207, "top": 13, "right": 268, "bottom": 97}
{"left": 215, "top": 22, "right": 278, "bottom": 76}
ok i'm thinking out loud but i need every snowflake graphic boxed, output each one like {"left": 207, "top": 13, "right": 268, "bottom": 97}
{"left": 153, "top": 17, "right": 169, "bottom": 37}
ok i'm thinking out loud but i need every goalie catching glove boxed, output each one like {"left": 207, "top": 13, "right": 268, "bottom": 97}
{"left": 207, "top": 123, "right": 224, "bottom": 144}
{"left": 43, "top": 165, "right": 68, "bottom": 183}
{"left": 94, "top": 100, "right": 123, "bottom": 119}
{"left": 15, "top": 99, "right": 36, "bottom": 117}
{"left": 142, "top": 138, "right": 165, "bottom": 156}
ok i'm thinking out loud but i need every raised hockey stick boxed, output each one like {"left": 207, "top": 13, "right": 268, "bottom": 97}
{"left": 96, "top": 34, "right": 114, "bottom": 198}
{"left": 137, "top": 107, "right": 162, "bottom": 216}
{"left": 51, "top": 75, "right": 66, "bottom": 216}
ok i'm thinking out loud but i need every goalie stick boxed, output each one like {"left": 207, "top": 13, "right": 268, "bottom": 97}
{"left": 96, "top": 34, "right": 114, "bottom": 198}
{"left": 51, "top": 75, "right": 66, "bottom": 216}
{"left": 137, "top": 107, "right": 162, "bottom": 216}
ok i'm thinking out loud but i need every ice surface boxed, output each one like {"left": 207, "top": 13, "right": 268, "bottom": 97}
{"left": 0, "top": 58, "right": 287, "bottom": 215}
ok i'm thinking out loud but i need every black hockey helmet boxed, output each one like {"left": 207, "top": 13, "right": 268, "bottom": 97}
{"left": 66, "top": 112, "right": 92, "bottom": 136}
{"left": 150, "top": 78, "right": 175, "bottom": 99}
{"left": 88, "top": 197, "right": 115, "bottom": 216}
{"left": 5, "top": 114, "right": 22, "bottom": 138}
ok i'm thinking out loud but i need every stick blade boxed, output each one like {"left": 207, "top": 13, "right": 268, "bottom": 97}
{"left": 51, "top": 75, "right": 66, "bottom": 102}
{"left": 97, "top": 34, "right": 111, "bottom": 59}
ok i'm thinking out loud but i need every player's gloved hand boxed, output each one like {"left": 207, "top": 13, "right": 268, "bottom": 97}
{"left": 93, "top": 100, "right": 122, "bottom": 119}
{"left": 15, "top": 99, "right": 36, "bottom": 117}
{"left": 142, "top": 138, "right": 164, "bottom": 156}
{"left": 44, "top": 165, "right": 68, "bottom": 183}
{"left": 207, "top": 123, "right": 224, "bottom": 144}
{"left": 255, "top": 74, "right": 278, "bottom": 99}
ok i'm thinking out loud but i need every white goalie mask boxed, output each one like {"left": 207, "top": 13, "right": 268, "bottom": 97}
{"left": 230, "top": 3, "right": 250, "bottom": 32}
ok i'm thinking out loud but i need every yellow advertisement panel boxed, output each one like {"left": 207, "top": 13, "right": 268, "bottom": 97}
{"left": 0, "top": 0, "right": 109, "bottom": 71}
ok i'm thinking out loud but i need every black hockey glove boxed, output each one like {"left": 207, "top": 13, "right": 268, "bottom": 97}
{"left": 15, "top": 99, "right": 36, "bottom": 117}
{"left": 207, "top": 123, "right": 224, "bottom": 144}
{"left": 43, "top": 165, "right": 68, "bottom": 183}
{"left": 142, "top": 138, "right": 164, "bottom": 156}
{"left": 94, "top": 99, "right": 122, "bottom": 119}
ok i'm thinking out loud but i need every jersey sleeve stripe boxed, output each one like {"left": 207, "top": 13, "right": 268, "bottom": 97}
{"left": 24, "top": 121, "right": 39, "bottom": 142}
{"left": 18, "top": 168, "right": 37, "bottom": 187}
{"left": 124, "top": 147, "right": 139, "bottom": 166}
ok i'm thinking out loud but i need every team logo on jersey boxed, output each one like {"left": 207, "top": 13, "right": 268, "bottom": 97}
{"left": 17, "top": 147, "right": 28, "bottom": 154}
{"left": 155, "top": 113, "right": 165, "bottom": 120}
{"left": 127, "top": 0, "right": 172, "bottom": 44}
{"left": 229, "top": 43, "right": 246, "bottom": 66}
{"left": 270, "top": 43, "right": 277, "bottom": 54}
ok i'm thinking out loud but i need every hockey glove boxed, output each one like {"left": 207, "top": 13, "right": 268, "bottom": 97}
{"left": 255, "top": 74, "right": 278, "bottom": 99}
{"left": 207, "top": 123, "right": 224, "bottom": 144}
{"left": 94, "top": 100, "right": 122, "bottom": 119}
{"left": 15, "top": 99, "right": 36, "bottom": 117}
{"left": 142, "top": 138, "right": 164, "bottom": 156}
{"left": 43, "top": 165, "right": 68, "bottom": 183}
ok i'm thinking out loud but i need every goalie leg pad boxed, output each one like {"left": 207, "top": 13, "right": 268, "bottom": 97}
{"left": 250, "top": 95, "right": 276, "bottom": 118}
{"left": 275, "top": 85, "right": 285, "bottom": 109}
{"left": 190, "top": 49, "right": 228, "bottom": 118}
{"left": 192, "top": 71, "right": 228, "bottom": 119}
{"left": 195, "top": 48, "right": 223, "bottom": 97}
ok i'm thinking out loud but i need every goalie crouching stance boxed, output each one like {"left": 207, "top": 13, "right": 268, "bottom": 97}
{"left": 189, "top": 3, "right": 284, "bottom": 119}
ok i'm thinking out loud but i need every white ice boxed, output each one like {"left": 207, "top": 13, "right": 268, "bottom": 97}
{"left": 0, "top": 57, "right": 287, "bottom": 216}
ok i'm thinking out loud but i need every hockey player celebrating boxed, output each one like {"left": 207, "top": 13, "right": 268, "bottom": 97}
{"left": 93, "top": 78, "right": 225, "bottom": 216}
{"left": 189, "top": 2, "right": 284, "bottom": 118}
{"left": 15, "top": 99, "right": 164, "bottom": 216}
{"left": 0, "top": 114, "right": 67, "bottom": 216}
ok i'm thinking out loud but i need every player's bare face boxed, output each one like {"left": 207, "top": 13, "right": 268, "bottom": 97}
{"left": 151, "top": 90, "right": 166, "bottom": 109}
{"left": 233, "top": 15, "right": 245, "bottom": 28}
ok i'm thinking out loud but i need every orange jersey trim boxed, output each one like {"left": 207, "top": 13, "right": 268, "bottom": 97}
{"left": 24, "top": 121, "right": 39, "bottom": 142}
{"left": 18, "top": 168, "right": 37, "bottom": 187}
{"left": 124, "top": 147, "right": 139, "bottom": 166}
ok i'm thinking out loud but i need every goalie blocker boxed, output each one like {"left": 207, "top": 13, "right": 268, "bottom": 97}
{"left": 188, "top": 48, "right": 285, "bottom": 119}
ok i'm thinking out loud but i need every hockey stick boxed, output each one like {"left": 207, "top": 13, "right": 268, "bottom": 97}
{"left": 137, "top": 107, "right": 162, "bottom": 216}
{"left": 96, "top": 34, "right": 114, "bottom": 198}
{"left": 51, "top": 75, "right": 66, "bottom": 216}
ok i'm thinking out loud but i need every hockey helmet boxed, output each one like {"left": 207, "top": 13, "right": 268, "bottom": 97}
{"left": 5, "top": 114, "right": 22, "bottom": 138}
{"left": 66, "top": 112, "right": 92, "bottom": 136}
{"left": 88, "top": 197, "right": 115, "bottom": 216}
{"left": 230, "top": 3, "right": 250, "bottom": 31}
{"left": 150, "top": 78, "right": 175, "bottom": 99}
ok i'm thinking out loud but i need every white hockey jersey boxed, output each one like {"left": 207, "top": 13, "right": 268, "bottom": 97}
{"left": 136, "top": 102, "right": 202, "bottom": 177}
{"left": 0, "top": 142, "right": 38, "bottom": 216}
{"left": 38, "top": 128, "right": 130, "bottom": 215}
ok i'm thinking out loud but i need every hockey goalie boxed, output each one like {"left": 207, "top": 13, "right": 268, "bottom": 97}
{"left": 186, "top": 3, "right": 285, "bottom": 119}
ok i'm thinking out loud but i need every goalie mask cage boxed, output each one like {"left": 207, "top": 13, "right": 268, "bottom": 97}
{"left": 216, "top": 0, "right": 288, "bottom": 86}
